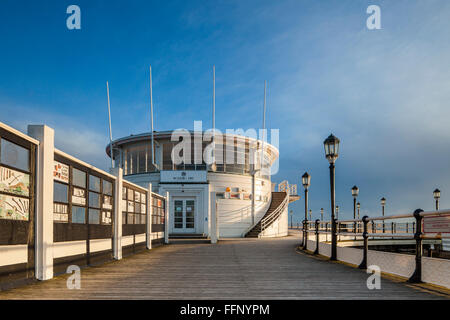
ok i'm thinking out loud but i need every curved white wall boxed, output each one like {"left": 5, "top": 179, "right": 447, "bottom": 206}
{"left": 209, "top": 172, "right": 272, "bottom": 237}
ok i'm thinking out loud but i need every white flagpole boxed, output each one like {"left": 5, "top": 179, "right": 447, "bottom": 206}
{"left": 261, "top": 80, "right": 267, "bottom": 173}
{"left": 150, "top": 66, "right": 156, "bottom": 169}
{"left": 212, "top": 65, "right": 216, "bottom": 169}
{"left": 106, "top": 81, "right": 114, "bottom": 168}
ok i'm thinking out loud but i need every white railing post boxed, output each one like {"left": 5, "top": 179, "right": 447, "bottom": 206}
{"left": 210, "top": 192, "right": 218, "bottom": 243}
{"left": 28, "top": 125, "right": 54, "bottom": 281}
{"left": 164, "top": 191, "right": 170, "bottom": 244}
{"left": 146, "top": 183, "right": 152, "bottom": 250}
{"left": 110, "top": 167, "right": 123, "bottom": 260}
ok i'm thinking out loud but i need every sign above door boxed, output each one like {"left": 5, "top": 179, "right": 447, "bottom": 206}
{"left": 160, "top": 170, "right": 207, "bottom": 183}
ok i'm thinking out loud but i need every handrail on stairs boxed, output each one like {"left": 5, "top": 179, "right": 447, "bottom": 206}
{"left": 260, "top": 192, "right": 289, "bottom": 233}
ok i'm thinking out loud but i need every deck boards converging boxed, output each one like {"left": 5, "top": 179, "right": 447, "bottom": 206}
{"left": 0, "top": 236, "right": 447, "bottom": 300}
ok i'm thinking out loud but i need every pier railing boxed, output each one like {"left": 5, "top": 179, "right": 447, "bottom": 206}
{"left": 295, "top": 209, "right": 450, "bottom": 288}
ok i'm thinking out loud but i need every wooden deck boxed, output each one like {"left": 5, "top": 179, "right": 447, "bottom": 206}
{"left": 0, "top": 235, "right": 448, "bottom": 299}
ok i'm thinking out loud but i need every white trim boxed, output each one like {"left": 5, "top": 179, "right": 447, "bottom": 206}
{"left": 89, "top": 239, "right": 112, "bottom": 253}
{"left": 122, "top": 178, "right": 148, "bottom": 192}
{"left": 53, "top": 240, "right": 86, "bottom": 259}
{"left": 122, "top": 235, "right": 134, "bottom": 247}
{"left": 135, "top": 233, "right": 146, "bottom": 243}
{"left": 0, "top": 245, "right": 28, "bottom": 267}
{"left": 54, "top": 148, "right": 116, "bottom": 180}
{"left": 0, "top": 121, "right": 39, "bottom": 145}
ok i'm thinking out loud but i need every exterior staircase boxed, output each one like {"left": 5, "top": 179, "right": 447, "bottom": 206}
{"left": 245, "top": 192, "right": 288, "bottom": 238}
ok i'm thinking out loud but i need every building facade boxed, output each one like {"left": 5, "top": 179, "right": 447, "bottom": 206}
{"left": 106, "top": 131, "right": 289, "bottom": 238}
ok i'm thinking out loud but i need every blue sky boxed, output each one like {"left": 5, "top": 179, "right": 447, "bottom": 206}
{"left": 1, "top": 0, "right": 450, "bottom": 222}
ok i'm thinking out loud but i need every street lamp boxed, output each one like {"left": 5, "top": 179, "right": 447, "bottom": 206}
{"left": 352, "top": 186, "right": 359, "bottom": 234}
{"left": 324, "top": 133, "right": 340, "bottom": 260}
{"left": 357, "top": 202, "right": 361, "bottom": 219}
{"left": 381, "top": 197, "right": 386, "bottom": 233}
{"left": 335, "top": 205, "right": 339, "bottom": 220}
{"left": 356, "top": 202, "right": 361, "bottom": 233}
{"left": 309, "top": 209, "right": 312, "bottom": 221}
{"left": 302, "top": 172, "right": 311, "bottom": 249}
{"left": 290, "top": 209, "right": 293, "bottom": 228}
{"left": 320, "top": 208, "right": 324, "bottom": 221}
{"left": 433, "top": 189, "right": 440, "bottom": 210}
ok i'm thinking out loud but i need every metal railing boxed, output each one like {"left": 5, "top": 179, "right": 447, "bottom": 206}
{"left": 260, "top": 192, "right": 289, "bottom": 232}
{"left": 297, "top": 208, "right": 450, "bottom": 283}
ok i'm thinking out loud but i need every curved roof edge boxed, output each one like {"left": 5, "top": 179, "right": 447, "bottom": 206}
{"left": 105, "top": 130, "right": 279, "bottom": 159}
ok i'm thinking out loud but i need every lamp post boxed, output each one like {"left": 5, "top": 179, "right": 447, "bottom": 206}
{"left": 357, "top": 202, "right": 361, "bottom": 219}
{"left": 357, "top": 202, "right": 361, "bottom": 233}
{"left": 320, "top": 208, "right": 324, "bottom": 221}
{"left": 309, "top": 209, "right": 312, "bottom": 221}
{"left": 381, "top": 197, "right": 386, "bottom": 233}
{"left": 302, "top": 172, "right": 311, "bottom": 249}
{"left": 290, "top": 209, "right": 293, "bottom": 228}
{"left": 324, "top": 133, "right": 340, "bottom": 260}
{"left": 352, "top": 186, "right": 359, "bottom": 235}
{"left": 335, "top": 205, "right": 339, "bottom": 220}
{"left": 433, "top": 189, "right": 440, "bottom": 210}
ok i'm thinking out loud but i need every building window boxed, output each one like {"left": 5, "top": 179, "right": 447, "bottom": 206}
{"left": 89, "top": 175, "right": 101, "bottom": 193}
{"left": 72, "top": 205, "right": 86, "bottom": 224}
{"left": 0, "top": 138, "right": 29, "bottom": 172}
{"left": 73, "top": 168, "right": 86, "bottom": 188}
{"left": 122, "top": 185, "right": 146, "bottom": 224}
{"left": 89, "top": 208, "right": 100, "bottom": 224}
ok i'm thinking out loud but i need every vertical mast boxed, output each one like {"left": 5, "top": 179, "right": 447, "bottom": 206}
{"left": 261, "top": 80, "right": 267, "bottom": 173}
{"left": 106, "top": 81, "right": 114, "bottom": 168}
{"left": 212, "top": 65, "right": 215, "bottom": 168}
{"left": 150, "top": 66, "right": 155, "bottom": 169}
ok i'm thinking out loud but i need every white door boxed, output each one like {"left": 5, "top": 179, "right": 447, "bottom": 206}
{"left": 173, "top": 199, "right": 196, "bottom": 233}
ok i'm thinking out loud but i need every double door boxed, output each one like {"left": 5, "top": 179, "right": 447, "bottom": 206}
{"left": 173, "top": 199, "right": 195, "bottom": 233}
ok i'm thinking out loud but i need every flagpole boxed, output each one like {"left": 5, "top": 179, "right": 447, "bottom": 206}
{"left": 261, "top": 80, "right": 266, "bottom": 173}
{"left": 150, "top": 66, "right": 155, "bottom": 169}
{"left": 212, "top": 65, "right": 216, "bottom": 169}
{"left": 106, "top": 81, "right": 114, "bottom": 168}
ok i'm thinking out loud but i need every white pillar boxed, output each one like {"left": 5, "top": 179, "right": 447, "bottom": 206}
{"left": 210, "top": 192, "right": 218, "bottom": 244}
{"left": 27, "top": 125, "right": 54, "bottom": 281}
{"left": 164, "top": 191, "right": 169, "bottom": 244}
{"left": 110, "top": 167, "right": 123, "bottom": 260}
{"left": 146, "top": 183, "right": 152, "bottom": 249}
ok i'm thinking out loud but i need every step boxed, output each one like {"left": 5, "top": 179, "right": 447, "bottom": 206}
{"left": 169, "top": 233, "right": 208, "bottom": 239}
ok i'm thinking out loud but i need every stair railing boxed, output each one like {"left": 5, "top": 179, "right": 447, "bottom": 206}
{"left": 260, "top": 192, "right": 289, "bottom": 234}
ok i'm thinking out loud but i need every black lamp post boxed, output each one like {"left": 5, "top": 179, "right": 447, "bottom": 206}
{"left": 356, "top": 202, "right": 361, "bottom": 232}
{"left": 357, "top": 202, "right": 361, "bottom": 219}
{"left": 309, "top": 209, "right": 312, "bottom": 221}
{"left": 335, "top": 205, "right": 339, "bottom": 220}
{"left": 290, "top": 209, "right": 293, "bottom": 228}
{"left": 320, "top": 208, "right": 324, "bottom": 221}
{"left": 433, "top": 189, "right": 440, "bottom": 210}
{"left": 324, "top": 133, "right": 340, "bottom": 260}
{"left": 381, "top": 197, "right": 386, "bottom": 233}
{"left": 352, "top": 186, "right": 359, "bottom": 234}
{"left": 302, "top": 172, "right": 311, "bottom": 249}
